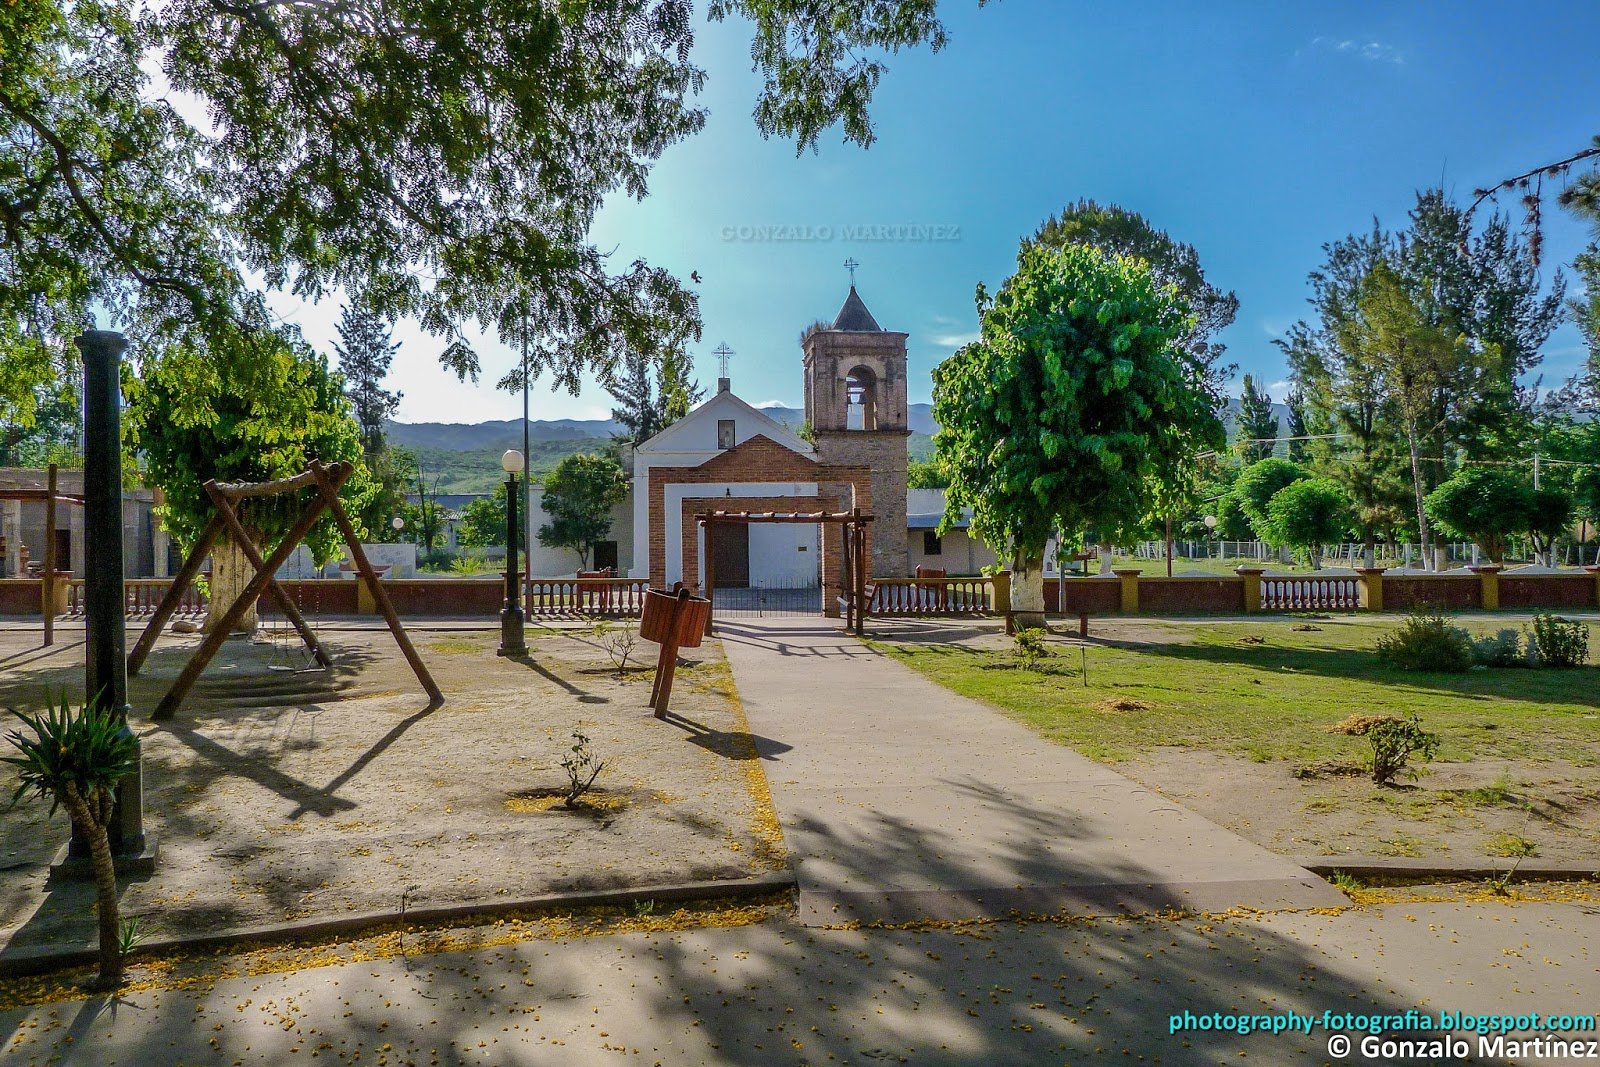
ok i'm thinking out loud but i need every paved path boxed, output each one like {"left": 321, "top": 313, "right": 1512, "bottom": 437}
{"left": 717, "top": 617, "right": 1346, "bottom": 925}
{"left": 5, "top": 902, "right": 1594, "bottom": 1065}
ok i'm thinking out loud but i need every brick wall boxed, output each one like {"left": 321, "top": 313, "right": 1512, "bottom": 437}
{"left": 1500, "top": 574, "right": 1594, "bottom": 610}
{"left": 1050, "top": 577, "right": 1122, "bottom": 615}
{"left": 0, "top": 579, "right": 40, "bottom": 615}
{"left": 1384, "top": 575, "right": 1481, "bottom": 611}
{"left": 1138, "top": 577, "right": 1248, "bottom": 614}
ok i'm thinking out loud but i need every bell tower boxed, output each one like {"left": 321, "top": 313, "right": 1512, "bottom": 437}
{"left": 803, "top": 284, "right": 910, "bottom": 577}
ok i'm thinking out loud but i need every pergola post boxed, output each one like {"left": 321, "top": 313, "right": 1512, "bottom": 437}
{"left": 42, "top": 463, "right": 57, "bottom": 647}
{"left": 703, "top": 521, "right": 717, "bottom": 636}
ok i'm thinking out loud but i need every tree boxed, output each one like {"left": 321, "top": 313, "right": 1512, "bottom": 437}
{"left": 456, "top": 483, "right": 509, "bottom": 549}
{"left": 537, "top": 452, "right": 628, "bottom": 569}
{"left": 1284, "top": 389, "right": 1309, "bottom": 463}
{"left": 1281, "top": 222, "right": 1415, "bottom": 562}
{"left": 1232, "top": 457, "right": 1307, "bottom": 540}
{"left": 1527, "top": 486, "right": 1574, "bottom": 566}
{"left": 1261, "top": 477, "right": 1351, "bottom": 569}
{"left": 1424, "top": 467, "right": 1532, "bottom": 564}
{"left": 606, "top": 347, "right": 704, "bottom": 446}
{"left": 932, "top": 241, "right": 1223, "bottom": 629}
{"left": 1029, "top": 200, "right": 1238, "bottom": 390}
{"left": 405, "top": 463, "right": 447, "bottom": 556}
{"left": 4, "top": 696, "right": 139, "bottom": 989}
{"left": 1235, "top": 375, "right": 1278, "bottom": 462}
{"left": 907, "top": 457, "right": 949, "bottom": 489}
{"left": 1350, "top": 263, "right": 1495, "bottom": 569}
{"left": 125, "top": 328, "right": 375, "bottom": 633}
{"left": 334, "top": 303, "right": 402, "bottom": 459}
{"left": 5, "top": 0, "right": 973, "bottom": 415}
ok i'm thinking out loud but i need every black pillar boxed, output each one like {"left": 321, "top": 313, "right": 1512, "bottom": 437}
{"left": 498, "top": 472, "right": 526, "bottom": 657}
{"left": 77, "top": 330, "right": 146, "bottom": 856}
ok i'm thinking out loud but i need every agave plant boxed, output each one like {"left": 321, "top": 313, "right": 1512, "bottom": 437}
{"left": 4, "top": 695, "right": 139, "bottom": 988}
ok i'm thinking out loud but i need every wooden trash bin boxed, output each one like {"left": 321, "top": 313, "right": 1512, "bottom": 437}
{"left": 641, "top": 587, "right": 711, "bottom": 716}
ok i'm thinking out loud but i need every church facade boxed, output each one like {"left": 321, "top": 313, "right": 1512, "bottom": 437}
{"left": 629, "top": 287, "right": 912, "bottom": 607}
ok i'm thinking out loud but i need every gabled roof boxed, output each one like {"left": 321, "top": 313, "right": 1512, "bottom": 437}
{"left": 830, "top": 286, "right": 882, "bottom": 332}
{"left": 635, "top": 389, "right": 815, "bottom": 456}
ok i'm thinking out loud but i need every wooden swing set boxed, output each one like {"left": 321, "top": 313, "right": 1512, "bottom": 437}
{"left": 129, "top": 459, "right": 441, "bottom": 720}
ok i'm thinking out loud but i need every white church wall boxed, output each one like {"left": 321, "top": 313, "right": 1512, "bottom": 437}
{"left": 749, "top": 522, "right": 820, "bottom": 586}
{"left": 665, "top": 481, "right": 817, "bottom": 586}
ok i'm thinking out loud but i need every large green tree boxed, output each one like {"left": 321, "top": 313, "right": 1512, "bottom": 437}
{"left": 537, "top": 452, "right": 629, "bottom": 569}
{"left": 125, "top": 328, "right": 375, "bottom": 632}
{"left": 1231, "top": 457, "right": 1307, "bottom": 540}
{"left": 1028, "top": 199, "right": 1238, "bottom": 389}
{"left": 1425, "top": 467, "right": 1535, "bottom": 564}
{"left": 1261, "top": 477, "right": 1352, "bottom": 570}
{"left": 456, "top": 482, "right": 509, "bottom": 550}
{"left": 933, "top": 241, "right": 1223, "bottom": 628}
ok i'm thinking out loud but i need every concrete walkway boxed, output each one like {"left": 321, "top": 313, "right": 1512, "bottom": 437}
{"left": 717, "top": 617, "right": 1346, "bottom": 925}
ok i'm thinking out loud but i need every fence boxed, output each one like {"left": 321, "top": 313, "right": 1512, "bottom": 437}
{"left": 66, "top": 578, "right": 207, "bottom": 618}
{"left": 710, "top": 582, "right": 822, "bottom": 619}
{"left": 526, "top": 577, "right": 650, "bottom": 618}
{"left": 1259, "top": 575, "right": 1360, "bottom": 612}
{"left": 869, "top": 576, "right": 992, "bottom": 615}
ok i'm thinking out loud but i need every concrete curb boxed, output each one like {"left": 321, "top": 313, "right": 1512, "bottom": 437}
{"left": 0, "top": 869, "right": 797, "bottom": 980}
{"left": 1296, "top": 856, "right": 1600, "bottom": 883}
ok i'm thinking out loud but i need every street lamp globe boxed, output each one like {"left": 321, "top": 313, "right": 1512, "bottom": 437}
{"left": 501, "top": 449, "right": 525, "bottom": 475}
{"left": 1203, "top": 515, "right": 1218, "bottom": 530}
{"left": 391, "top": 515, "right": 405, "bottom": 532}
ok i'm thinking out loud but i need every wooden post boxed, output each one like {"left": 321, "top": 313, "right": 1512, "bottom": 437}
{"left": 308, "top": 460, "right": 442, "bottom": 706}
{"left": 42, "top": 463, "right": 57, "bottom": 647}
{"left": 852, "top": 509, "right": 866, "bottom": 637}
{"left": 650, "top": 588, "right": 689, "bottom": 718}
{"left": 703, "top": 521, "right": 717, "bottom": 637}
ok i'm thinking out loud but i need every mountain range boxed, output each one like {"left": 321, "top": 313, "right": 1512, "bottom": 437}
{"left": 389, "top": 399, "right": 1282, "bottom": 494}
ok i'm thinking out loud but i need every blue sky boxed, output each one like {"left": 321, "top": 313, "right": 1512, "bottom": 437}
{"left": 278, "top": 1, "right": 1600, "bottom": 424}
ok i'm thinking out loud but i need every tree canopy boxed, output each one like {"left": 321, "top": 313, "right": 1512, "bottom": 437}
{"left": 933, "top": 240, "right": 1223, "bottom": 624}
{"left": 1028, "top": 199, "right": 1238, "bottom": 389}
{"left": 1235, "top": 374, "right": 1278, "bottom": 462}
{"left": 1231, "top": 457, "right": 1307, "bottom": 539}
{"left": 1260, "top": 477, "right": 1351, "bottom": 569}
{"left": 537, "top": 452, "right": 628, "bottom": 568}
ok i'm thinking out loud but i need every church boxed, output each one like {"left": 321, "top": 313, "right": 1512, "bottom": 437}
{"left": 627, "top": 285, "right": 924, "bottom": 612}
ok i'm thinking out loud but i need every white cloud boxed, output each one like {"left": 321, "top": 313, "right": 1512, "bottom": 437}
{"left": 928, "top": 330, "right": 981, "bottom": 348}
{"left": 1310, "top": 36, "right": 1405, "bottom": 66}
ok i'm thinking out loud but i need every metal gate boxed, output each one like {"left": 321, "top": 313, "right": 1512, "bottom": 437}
{"left": 711, "top": 579, "right": 823, "bottom": 618}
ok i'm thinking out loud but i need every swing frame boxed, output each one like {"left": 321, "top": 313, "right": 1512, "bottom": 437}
{"left": 130, "top": 459, "right": 442, "bottom": 719}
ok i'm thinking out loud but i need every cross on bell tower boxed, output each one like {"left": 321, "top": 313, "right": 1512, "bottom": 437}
{"left": 843, "top": 257, "right": 860, "bottom": 286}
{"left": 713, "top": 342, "right": 734, "bottom": 394}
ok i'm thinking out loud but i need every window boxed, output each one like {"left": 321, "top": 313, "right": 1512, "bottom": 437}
{"left": 922, "top": 531, "right": 943, "bottom": 556}
{"left": 717, "top": 419, "right": 736, "bottom": 450}
{"left": 845, "top": 366, "right": 878, "bottom": 430}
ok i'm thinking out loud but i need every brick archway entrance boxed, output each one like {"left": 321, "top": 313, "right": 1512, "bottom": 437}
{"left": 697, "top": 509, "right": 874, "bottom": 635}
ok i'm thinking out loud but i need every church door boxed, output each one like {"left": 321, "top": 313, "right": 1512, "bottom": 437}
{"left": 711, "top": 525, "right": 750, "bottom": 588}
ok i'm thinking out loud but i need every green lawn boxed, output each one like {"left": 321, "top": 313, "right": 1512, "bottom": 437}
{"left": 874, "top": 617, "right": 1600, "bottom": 767}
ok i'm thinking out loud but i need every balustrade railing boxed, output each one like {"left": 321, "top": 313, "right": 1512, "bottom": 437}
{"left": 1259, "top": 575, "right": 1359, "bottom": 612}
{"left": 868, "top": 576, "right": 992, "bottom": 615}
{"left": 525, "top": 577, "right": 650, "bottom": 618}
{"left": 66, "top": 578, "right": 208, "bottom": 618}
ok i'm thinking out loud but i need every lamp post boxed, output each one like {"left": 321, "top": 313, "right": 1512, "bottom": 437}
{"left": 1203, "top": 514, "right": 1217, "bottom": 561}
{"left": 497, "top": 449, "right": 527, "bottom": 658}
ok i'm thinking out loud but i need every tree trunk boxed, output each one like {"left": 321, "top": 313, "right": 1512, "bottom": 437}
{"left": 63, "top": 782, "right": 121, "bottom": 989}
{"left": 1011, "top": 546, "right": 1047, "bottom": 631}
{"left": 207, "top": 531, "right": 261, "bottom": 635}
{"left": 1404, "top": 420, "right": 1432, "bottom": 571}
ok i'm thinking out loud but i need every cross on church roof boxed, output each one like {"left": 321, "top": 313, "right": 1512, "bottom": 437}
{"left": 712, "top": 342, "right": 734, "bottom": 378}
{"left": 843, "top": 257, "right": 860, "bottom": 285}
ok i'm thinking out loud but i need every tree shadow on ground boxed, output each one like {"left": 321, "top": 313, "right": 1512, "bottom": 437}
{"left": 657, "top": 710, "right": 793, "bottom": 762}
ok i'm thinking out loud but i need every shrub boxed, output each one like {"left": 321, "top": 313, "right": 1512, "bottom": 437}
{"left": 1375, "top": 611, "right": 1474, "bottom": 673}
{"left": 4, "top": 696, "right": 140, "bottom": 988}
{"left": 1363, "top": 713, "right": 1440, "bottom": 784}
{"left": 1013, "top": 628, "right": 1051, "bottom": 671}
{"left": 1471, "top": 628, "right": 1525, "bottom": 669}
{"left": 560, "top": 729, "right": 607, "bottom": 808}
{"left": 1527, "top": 614, "right": 1589, "bottom": 669}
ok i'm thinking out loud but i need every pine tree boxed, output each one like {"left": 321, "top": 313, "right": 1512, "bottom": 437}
{"left": 1236, "top": 375, "right": 1279, "bottom": 462}
{"left": 1284, "top": 389, "right": 1309, "bottom": 463}
{"left": 606, "top": 350, "right": 704, "bottom": 446}
{"left": 333, "top": 303, "right": 402, "bottom": 458}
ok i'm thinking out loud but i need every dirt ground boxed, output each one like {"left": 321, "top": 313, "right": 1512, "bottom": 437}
{"left": 0, "top": 620, "right": 781, "bottom": 957}
{"left": 873, "top": 615, "right": 1600, "bottom": 867}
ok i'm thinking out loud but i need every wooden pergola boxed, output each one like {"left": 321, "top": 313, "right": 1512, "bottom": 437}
{"left": 0, "top": 463, "right": 84, "bottom": 646}
{"left": 696, "top": 508, "right": 874, "bottom": 636}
